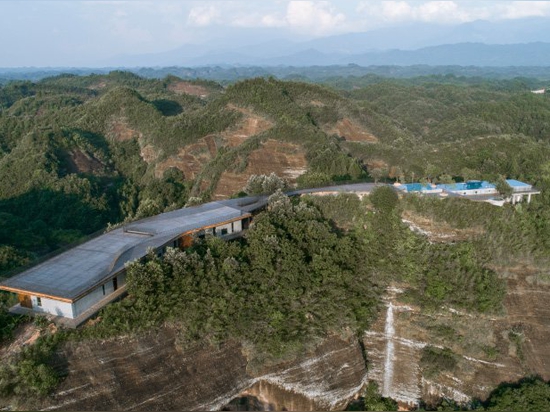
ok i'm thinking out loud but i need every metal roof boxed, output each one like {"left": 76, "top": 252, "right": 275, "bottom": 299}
{"left": 506, "top": 179, "right": 531, "bottom": 188}
{"left": 0, "top": 199, "right": 258, "bottom": 301}
{"left": 0, "top": 186, "right": 382, "bottom": 301}
{"left": 437, "top": 181, "right": 496, "bottom": 192}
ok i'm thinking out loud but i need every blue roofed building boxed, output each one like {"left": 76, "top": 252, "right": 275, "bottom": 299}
{"left": 437, "top": 180, "right": 497, "bottom": 196}
{"left": 395, "top": 182, "right": 442, "bottom": 194}
{"left": 395, "top": 179, "right": 540, "bottom": 205}
{"left": 505, "top": 179, "right": 540, "bottom": 204}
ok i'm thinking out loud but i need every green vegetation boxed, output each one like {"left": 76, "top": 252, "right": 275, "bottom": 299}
{"left": 0, "top": 330, "right": 67, "bottom": 398}
{"left": 244, "top": 173, "right": 288, "bottom": 195}
{"left": 0, "top": 293, "right": 26, "bottom": 342}
{"left": 83, "top": 193, "right": 383, "bottom": 359}
{"left": 347, "top": 382, "right": 398, "bottom": 411}
{"left": 0, "top": 71, "right": 550, "bottom": 407}
{"left": 484, "top": 377, "right": 550, "bottom": 411}
{"left": 420, "top": 346, "right": 459, "bottom": 379}
{"left": 369, "top": 185, "right": 398, "bottom": 213}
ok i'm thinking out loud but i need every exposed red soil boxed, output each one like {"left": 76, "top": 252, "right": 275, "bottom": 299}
{"left": 155, "top": 140, "right": 213, "bottom": 180}
{"left": 140, "top": 144, "right": 158, "bottom": 164}
{"left": 155, "top": 106, "right": 273, "bottom": 179}
{"left": 87, "top": 81, "right": 107, "bottom": 90}
{"left": 107, "top": 117, "right": 143, "bottom": 142}
{"left": 28, "top": 331, "right": 366, "bottom": 411}
{"left": 0, "top": 322, "right": 39, "bottom": 361}
{"left": 501, "top": 272, "right": 550, "bottom": 379}
{"left": 326, "top": 118, "right": 378, "bottom": 143}
{"left": 167, "top": 81, "right": 210, "bottom": 98}
{"left": 66, "top": 150, "right": 105, "bottom": 174}
{"left": 364, "top": 265, "right": 550, "bottom": 408}
{"left": 214, "top": 140, "right": 307, "bottom": 199}
{"left": 222, "top": 104, "right": 274, "bottom": 147}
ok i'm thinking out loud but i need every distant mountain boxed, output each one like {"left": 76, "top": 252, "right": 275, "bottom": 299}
{"left": 302, "top": 17, "right": 550, "bottom": 52}
{"left": 107, "top": 41, "right": 550, "bottom": 68}
{"left": 346, "top": 42, "right": 550, "bottom": 67}
{"left": 104, "top": 17, "right": 550, "bottom": 67}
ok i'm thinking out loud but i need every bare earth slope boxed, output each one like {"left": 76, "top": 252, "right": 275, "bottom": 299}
{"left": 364, "top": 272, "right": 550, "bottom": 408}
{"left": 35, "top": 331, "right": 366, "bottom": 411}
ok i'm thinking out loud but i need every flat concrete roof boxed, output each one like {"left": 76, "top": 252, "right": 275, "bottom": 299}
{"left": 0, "top": 199, "right": 258, "bottom": 301}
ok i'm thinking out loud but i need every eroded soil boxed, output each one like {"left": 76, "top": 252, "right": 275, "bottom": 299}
{"left": 325, "top": 118, "right": 378, "bottom": 143}
{"left": 107, "top": 116, "right": 143, "bottom": 142}
{"left": 167, "top": 81, "right": 210, "bottom": 98}
{"left": 402, "top": 210, "right": 485, "bottom": 243}
{"left": 154, "top": 106, "right": 274, "bottom": 180}
{"left": 364, "top": 269, "right": 550, "bottom": 408}
{"left": 215, "top": 139, "right": 307, "bottom": 198}
{"left": 65, "top": 150, "right": 105, "bottom": 174}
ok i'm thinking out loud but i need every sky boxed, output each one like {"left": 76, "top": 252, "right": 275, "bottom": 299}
{"left": 2, "top": 1, "right": 550, "bottom": 67}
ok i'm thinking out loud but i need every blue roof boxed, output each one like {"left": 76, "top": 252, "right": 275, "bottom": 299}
{"left": 505, "top": 179, "right": 531, "bottom": 188}
{"left": 401, "top": 183, "right": 434, "bottom": 192}
{"left": 438, "top": 181, "right": 495, "bottom": 192}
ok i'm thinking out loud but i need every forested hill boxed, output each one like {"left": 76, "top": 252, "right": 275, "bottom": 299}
{"left": 2, "top": 72, "right": 550, "bottom": 409}
{"left": 1, "top": 71, "right": 550, "bottom": 271}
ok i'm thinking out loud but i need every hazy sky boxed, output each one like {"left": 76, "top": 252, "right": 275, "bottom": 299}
{"left": 2, "top": 1, "right": 550, "bottom": 67}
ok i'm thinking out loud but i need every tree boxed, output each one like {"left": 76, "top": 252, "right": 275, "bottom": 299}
{"left": 349, "top": 382, "right": 398, "bottom": 411}
{"left": 461, "top": 167, "right": 480, "bottom": 182}
{"left": 495, "top": 176, "right": 513, "bottom": 198}
{"left": 438, "top": 174, "right": 455, "bottom": 184}
{"left": 389, "top": 166, "right": 405, "bottom": 183}
{"left": 369, "top": 186, "right": 398, "bottom": 214}
{"left": 485, "top": 376, "right": 550, "bottom": 411}
{"left": 244, "top": 173, "right": 288, "bottom": 195}
{"left": 296, "top": 172, "right": 332, "bottom": 188}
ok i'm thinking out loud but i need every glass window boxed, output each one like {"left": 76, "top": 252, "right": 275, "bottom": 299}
{"left": 36, "top": 297, "right": 42, "bottom": 307}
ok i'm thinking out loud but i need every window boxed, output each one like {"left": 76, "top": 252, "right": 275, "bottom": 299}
{"left": 102, "top": 284, "right": 106, "bottom": 295}
{"left": 36, "top": 297, "right": 42, "bottom": 307}
{"left": 221, "top": 228, "right": 228, "bottom": 236}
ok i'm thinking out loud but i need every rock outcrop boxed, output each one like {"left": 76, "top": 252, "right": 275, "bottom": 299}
{"left": 33, "top": 331, "right": 366, "bottom": 411}
{"left": 16, "top": 267, "right": 550, "bottom": 411}
{"left": 364, "top": 272, "right": 550, "bottom": 408}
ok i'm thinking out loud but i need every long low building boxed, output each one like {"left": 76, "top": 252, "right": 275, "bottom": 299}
{"left": 0, "top": 184, "right": 383, "bottom": 326}
{"left": 0, "top": 197, "right": 266, "bottom": 327}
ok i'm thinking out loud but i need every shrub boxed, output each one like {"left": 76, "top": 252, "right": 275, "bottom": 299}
{"left": 420, "top": 346, "right": 458, "bottom": 379}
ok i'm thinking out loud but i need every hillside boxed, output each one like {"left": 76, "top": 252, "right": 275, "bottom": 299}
{"left": 1, "top": 72, "right": 550, "bottom": 409}
{"left": 0, "top": 73, "right": 377, "bottom": 265}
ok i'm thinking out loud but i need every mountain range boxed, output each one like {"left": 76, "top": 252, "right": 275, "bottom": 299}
{"left": 105, "top": 17, "right": 550, "bottom": 67}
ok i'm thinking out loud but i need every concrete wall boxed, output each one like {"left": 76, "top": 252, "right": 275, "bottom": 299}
{"left": 31, "top": 295, "right": 75, "bottom": 318}
{"left": 457, "top": 188, "right": 497, "bottom": 196}
{"left": 216, "top": 220, "right": 241, "bottom": 235}
{"left": 232, "top": 219, "right": 243, "bottom": 233}
{"left": 203, "top": 218, "right": 244, "bottom": 237}
{"left": 73, "top": 272, "right": 127, "bottom": 318}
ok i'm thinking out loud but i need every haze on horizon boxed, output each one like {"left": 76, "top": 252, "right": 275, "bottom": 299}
{"left": 3, "top": 0, "right": 550, "bottom": 67}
